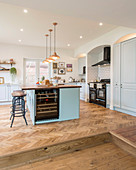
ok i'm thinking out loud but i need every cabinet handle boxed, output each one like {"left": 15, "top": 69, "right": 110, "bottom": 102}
{"left": 116, "top": 84, "right": 117, "bottom": 86}
{"left": 121, "top": 84, "right": 122, "bottom": 88}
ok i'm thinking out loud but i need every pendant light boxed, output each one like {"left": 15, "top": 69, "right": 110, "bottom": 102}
{"left": 46, "top": 29, "right": 55, "bottom": 62}
{"left": 42, "top": 34, "right": 50, "bottom": 63}
{"left": 50, "top": 22, "right": 60, "bottom": 60}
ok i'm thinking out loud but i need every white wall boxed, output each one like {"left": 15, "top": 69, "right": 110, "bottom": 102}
{"left": 51, "top": 48, "right": 79, "bottom": 82}
{"left": 0, "top": 43, "right": 79, "bottom": 84}
{"left": 75, "top": 26, "right": 136, "bottom": 108}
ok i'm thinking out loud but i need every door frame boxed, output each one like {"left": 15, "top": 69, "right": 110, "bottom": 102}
{"left": 23, "top": 58, "right": 50, "bottom": 85}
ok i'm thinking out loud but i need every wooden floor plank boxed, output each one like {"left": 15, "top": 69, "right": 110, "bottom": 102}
{"left": 111, "top": 126, "right": 136, "bottom": 145}
{"left": 12, "top": 143, "right": 136, "bottom": 170}
{"left": 0, "top": 101, "right": 136, "bottom": 157}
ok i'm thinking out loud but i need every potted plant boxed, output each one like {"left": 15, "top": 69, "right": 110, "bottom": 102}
{"left": 10, "top": 67, "right": 17, "bottom": 82}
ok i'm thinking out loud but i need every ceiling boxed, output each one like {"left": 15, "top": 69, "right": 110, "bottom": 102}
{"left": 0, "top": 0, "right": 135, "bottom": 49}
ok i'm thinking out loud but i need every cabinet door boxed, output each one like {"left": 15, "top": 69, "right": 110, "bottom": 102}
{"left": 113, "top": 44, "right": 120, "bottom": 86}
{"left": 120, "top": 38, "right": 136, "bottom": 112}
{"left": 0, "top": 85, "right": 8, "bottom": 101}
{"left": 106, "top": 85, "right": 110, "bottom": 107}
{"left": 78, "top": 57, "right": 85, "bottom": 75}
{"left": 113, "top": 44, "right": 121, "bottom": 107}
{"left": 8, "top": 85, "right": 21, "bottom": 101}
{"left": 59, "top": 88, "right": 80, "bottom": 121}
{"left": 113, "top": 86, "right": 120, "bottom": 108}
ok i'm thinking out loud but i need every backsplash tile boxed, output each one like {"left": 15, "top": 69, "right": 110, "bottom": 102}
{"left": 98, "top": 66, "right": 110, "bottom": 79}
{"left": 88, "top": 66, "right": 98, "bottom": 81}
{"left": 88, "top": 65, "right": 110, "bottom": 82}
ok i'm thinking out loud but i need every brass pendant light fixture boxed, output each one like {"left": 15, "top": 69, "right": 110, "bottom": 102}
{"left": 46, "top": 29, "right": 55, "bottom": 62}
{"left": 50, "top": 22, "right": 60, "bottom": 60}
{"left": 42, "top": 34, "right": 50, "bottom": 63}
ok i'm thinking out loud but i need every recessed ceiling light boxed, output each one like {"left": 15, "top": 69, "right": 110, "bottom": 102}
{"left": 20, "top": 28, "right": 23, "bottom": 32}
{"left": 80, "top": 36, "right": 83, "bottom": 39}
{"left": 99, "top": 22, "right": 103, "bottom": 26}
{"left": 18, "top": 40, "right": 22, "bottom": 42}
{"left": 67, "top": 44, "right": 70, "bottom": 47}
{"left": 23, "top": 9, "right": 28, "bottom": 13}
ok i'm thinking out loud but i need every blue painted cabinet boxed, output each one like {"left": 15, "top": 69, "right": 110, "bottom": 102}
{"left": 59, "top": 88, "right": 80, "bottom": 121}
{"left": 27, "top": 87, "right": 80, "bottom": 125}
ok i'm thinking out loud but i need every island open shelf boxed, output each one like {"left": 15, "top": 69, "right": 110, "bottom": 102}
{"left": 22, "top": 85, "right": 81, "bottom": 125}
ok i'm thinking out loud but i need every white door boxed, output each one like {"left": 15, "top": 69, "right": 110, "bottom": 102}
{"left": 24, "top": 59, "right": 49, "bottom": 85}
{"left": 113, "top": 44, "right": 121, "bottom": 107}
{"left": 120, "top": 38, "right": 136, "bottom": 112}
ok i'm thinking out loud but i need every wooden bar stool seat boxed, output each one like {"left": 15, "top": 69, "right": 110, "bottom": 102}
{"left": 10, "top": 90, "right": 28, "bottom": 128}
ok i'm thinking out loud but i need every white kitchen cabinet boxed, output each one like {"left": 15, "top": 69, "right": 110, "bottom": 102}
{"left": 0, "top": 85, "right": 8, "bottom": 101}
{"left": 0, "top": 84, "right": 21, "bottom": 104}
{"left": 113, "top": 38, "right": 136, "bottom": 115}
{"left": 113, "top": 43, "right": 121, "bottom": 108}
{"left": 78, "top": 57, "right": 85, "bottom": 75}
{"left": 77, "top": 82, "right": 85, "bottom": 100}
{"left": 106, "top": 84, "right": 110, "bottom": 108}
{"left": 120, "top": 38, "right": 136, "bottom": 112}
{"left": 8, "top": 84, "right": 21, "bottom": 101}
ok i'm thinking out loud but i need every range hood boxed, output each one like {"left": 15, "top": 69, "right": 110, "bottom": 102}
{"left": 92, "top": 47, "right": 110, "bottom": 67}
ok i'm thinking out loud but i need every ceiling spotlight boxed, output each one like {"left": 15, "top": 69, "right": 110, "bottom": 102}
{"left": 99, "top": 22, "right": 103, "bottom": 26}
{"left": 18, "top": 40, "right": 22, "bottom": 42}
{"left": 80, "top": 36, "right": 83, "bottom": 39}
{"left": 20, "top": 28, "right": 23, "bottom": 32}
{"left": 23, "top": 9, "right": 28, "bottom": 13}
{"left": 67, "top": 44, "right": 70, "bottom": 47}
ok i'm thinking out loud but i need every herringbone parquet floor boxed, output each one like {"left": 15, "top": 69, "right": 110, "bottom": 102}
{"left": 0, "top": 101, "right": 136, "bottom": 157}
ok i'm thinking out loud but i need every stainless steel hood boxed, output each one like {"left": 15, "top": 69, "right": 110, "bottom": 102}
{"left": 92, "top": 47, "right": 110, "bottom": 67}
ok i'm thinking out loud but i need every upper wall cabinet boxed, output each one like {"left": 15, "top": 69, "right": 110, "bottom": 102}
{"left": 113, "top": 38, "right": 136, "bottom": 115}
{"left": 78, "top": 57, "right": 86, "bottom": 75}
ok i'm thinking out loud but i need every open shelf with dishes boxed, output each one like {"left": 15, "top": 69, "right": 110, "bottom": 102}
{"left": 35, "top": 89, "right": 59, "bottom": 121}
{"left": 0, "top": 61, "right": 16, "bottom": 71}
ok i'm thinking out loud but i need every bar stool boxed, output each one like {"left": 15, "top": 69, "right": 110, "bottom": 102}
{"left": 10, "top": 90, "right": 28, "bottom": 128}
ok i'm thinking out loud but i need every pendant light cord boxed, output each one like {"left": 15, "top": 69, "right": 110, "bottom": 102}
{"left": 54, "top": 24, "right": 56, "bottom": 53}
{"left": 49, "top": 29, "right": 53, "bottom": 57}
{"left": 46, "top": 35, "right": 48, "bottom": 59}
{"left": 50, "top": 30, "right": 51, "bottom": 56}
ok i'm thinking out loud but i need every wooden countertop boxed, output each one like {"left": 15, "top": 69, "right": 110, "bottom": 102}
{"left": 21, "top": 85, "right": 81, "bottom": 90}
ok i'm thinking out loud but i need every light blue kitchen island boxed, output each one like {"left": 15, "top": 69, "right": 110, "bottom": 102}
{"left": 22, "top": 85, "right": 81, "bottom": 125}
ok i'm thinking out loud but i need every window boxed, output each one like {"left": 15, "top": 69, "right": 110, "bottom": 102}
{"left": 24, "top": 59, "right": 49, "bottom": 85}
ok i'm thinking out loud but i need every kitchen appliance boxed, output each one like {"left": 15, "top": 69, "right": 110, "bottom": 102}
{"left": 69, "top": 77, "right": 74, "bottom": 83}
{"left": 83, "top": 66, "right": 86, "bottom": 74}
{"left": 88, "top": 79, "right": 110, "bottom": 107}
{"left": 92, "top": 47, "right": 110, "bottom": 67}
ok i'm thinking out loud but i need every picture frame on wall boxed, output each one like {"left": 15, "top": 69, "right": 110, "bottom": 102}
{"left": 58, "top": 62, "right": 65, "bottom": 68}
{"left": 66, "top": 64, "right": 72, "bottom": 68}
{"left": 58, "top": 68, "right": 66, "bottom": 75}
{"left": 67, "top": 68, "right": 72, "bottom": 72}
{"left": 53, "top": 62, "right": 58, "bottom": 69}
{"left": 0, "top": 77, "right": 4, "bottom": 84}
{"left": 53, "top": 69, "right": 57, "bottom": 74}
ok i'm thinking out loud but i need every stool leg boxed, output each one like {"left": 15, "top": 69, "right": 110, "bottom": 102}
{"left": 10, "top": 115, "right": 15, "bottom": 128}
{"left": 10, "top": 114, "right": 12, "bottom": 120}
{"left": 23, "top": 115, "right": 28, "bottom": 125}
{"left": 23, "top": 98, "right": 28, "bottom": 125}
